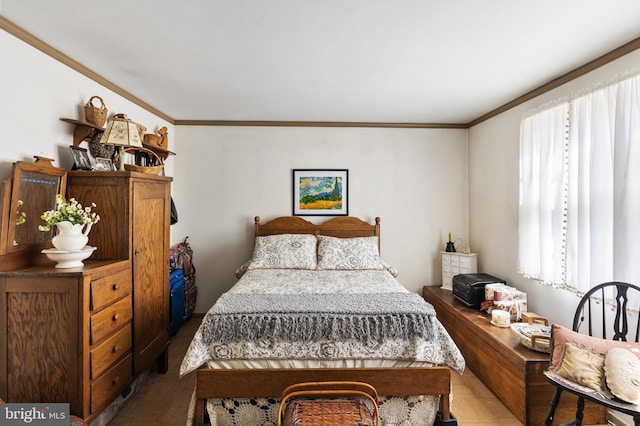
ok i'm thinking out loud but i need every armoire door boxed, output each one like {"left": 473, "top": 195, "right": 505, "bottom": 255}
{"left": 131, "top": 179, "right": 170, "bottom": 375}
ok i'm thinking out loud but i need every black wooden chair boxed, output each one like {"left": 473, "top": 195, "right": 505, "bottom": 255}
{"left": 544, "top": 281, "right": 640, "bottom": 426}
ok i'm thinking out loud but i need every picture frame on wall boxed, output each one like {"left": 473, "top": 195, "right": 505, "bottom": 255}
{"left": 69, "top": 146, "right": 92, "bottom": 170}
{"left": 292, "top": 169, "right": 348, "bottom": 216}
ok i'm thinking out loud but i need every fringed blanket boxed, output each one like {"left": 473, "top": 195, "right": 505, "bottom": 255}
{"left": 200, "top": 292, "right": 437, "bottom": 345}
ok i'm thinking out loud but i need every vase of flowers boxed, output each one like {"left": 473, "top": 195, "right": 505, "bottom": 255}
{"left": 40, "top": 195, "right": 100, "bottom": 251}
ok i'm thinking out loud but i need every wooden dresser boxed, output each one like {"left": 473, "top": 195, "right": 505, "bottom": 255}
{"left": 423, "top": 286, "right": 606, "bottom": 426}
{"left": 0, "top": 171, "right": 172, "bottom": 423}
{"left": 0, "top": 260, "right": 132, "bottom": 422}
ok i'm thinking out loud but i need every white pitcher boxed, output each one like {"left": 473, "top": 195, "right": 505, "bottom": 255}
{"left": 52, "top": 221, "right": 92, "bottom": 251}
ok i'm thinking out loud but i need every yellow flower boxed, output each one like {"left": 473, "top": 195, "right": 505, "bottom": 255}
{"left": 15, "top": 199, "right": 26, "bottom": 226}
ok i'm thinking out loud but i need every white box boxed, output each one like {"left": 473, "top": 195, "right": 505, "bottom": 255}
{"left": 441, "top": 251, "right": 477, "bottom": 290}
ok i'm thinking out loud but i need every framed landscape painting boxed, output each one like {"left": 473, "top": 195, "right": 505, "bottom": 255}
{"left": 292, "top": 169, "right": 348, "bottom": 216}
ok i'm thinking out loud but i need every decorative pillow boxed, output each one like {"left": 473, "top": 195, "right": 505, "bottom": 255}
{"left": 247, "top": 234, "right": 317, "bottom": 270}
{"left": 550, "top": 324, "right": 640, "bottom": 370}
{"left": 605, "top": 348, "right": 640, "bottom": 404}
{"left": 316, "top": 235, "right": 384, "bottom": 270}
{"left": 554, "top": 342, "right": 605, "bottom": 391}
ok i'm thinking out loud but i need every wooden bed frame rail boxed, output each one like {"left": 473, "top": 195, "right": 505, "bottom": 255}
{"left": 194, "top": 367, "right": 453, "bottom": 424}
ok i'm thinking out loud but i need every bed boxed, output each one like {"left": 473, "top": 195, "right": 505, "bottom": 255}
{"left": 180, "top": 216, "right": 464, "bottom": 426}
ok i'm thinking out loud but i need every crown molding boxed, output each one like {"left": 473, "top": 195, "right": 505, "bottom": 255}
{"left": 0, "top": 16, "right": 174, "bottom": 124}
{"left": 173, "top": 120, "right": 466, "bottom": 129}
{"left": 466, "top": 35, "right": 640, "bottom": 127}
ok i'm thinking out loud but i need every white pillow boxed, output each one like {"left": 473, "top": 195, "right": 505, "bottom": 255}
{"left": 316, "top": 235, "right": 384, "bottom": 270}
{"left": 605, "top": 347, "right": 640, "bottom": 404}
{"left": 247, "top": 234, "right": 317, "bottom": 270}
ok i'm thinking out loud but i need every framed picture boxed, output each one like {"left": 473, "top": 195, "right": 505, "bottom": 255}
{"left": 69, "top": 146, "right": 92, "bottom": 170}
{"left": 292, "top": 169, "right": 348, "bottom": 216}
{"left": 93, "top": 157, "right": 113, "bottom": 171}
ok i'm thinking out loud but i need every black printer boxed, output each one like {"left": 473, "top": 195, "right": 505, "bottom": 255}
{"left": 453, "top": 273, "right": 506, "bottom": 308}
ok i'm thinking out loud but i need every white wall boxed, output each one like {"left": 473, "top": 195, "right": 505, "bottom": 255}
{"left": 468, "top": 49, "right": 640, "bottom": 327}
{"left": 0, "top": 29, "right": 174, "bottom": 184}
{"left": 172, "top": 126, "right": 469, "bottom": 312}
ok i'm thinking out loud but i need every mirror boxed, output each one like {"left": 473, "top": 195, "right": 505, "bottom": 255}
{"left": 3, "top": 156, "right": 66, "bottom": 255}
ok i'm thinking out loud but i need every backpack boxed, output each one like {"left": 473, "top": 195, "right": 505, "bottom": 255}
{"left": 169, "top": 237, "right": 197, "bottom": 320}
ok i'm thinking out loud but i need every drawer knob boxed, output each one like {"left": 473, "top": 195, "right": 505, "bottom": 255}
{"left": 112, "top": 376, "right": 119, "bottom": 385}
{"left": 112, "top": 283, "right": 120, "bottom": 291}
{"left": 112, "top": 313, "right": 119, "bottom": 321}
{"left": 112, "top": 344, "right": 120, "bottom": 353}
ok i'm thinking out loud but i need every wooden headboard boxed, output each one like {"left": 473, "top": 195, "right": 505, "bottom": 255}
{"left": 254, "top": 216, "right": 381, "bottom": 251}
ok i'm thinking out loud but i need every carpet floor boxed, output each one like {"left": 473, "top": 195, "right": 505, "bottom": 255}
{"left": 106, "top": 317, "right": 199, "bottom": 426}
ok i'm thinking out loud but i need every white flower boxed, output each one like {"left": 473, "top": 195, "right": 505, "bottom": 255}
{"left": 39, "top": 194, "right": 100, "bottom": 232}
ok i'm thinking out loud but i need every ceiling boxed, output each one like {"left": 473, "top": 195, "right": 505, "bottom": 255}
{"left": 2, "top": 1, "right": 640, "bottom": 125}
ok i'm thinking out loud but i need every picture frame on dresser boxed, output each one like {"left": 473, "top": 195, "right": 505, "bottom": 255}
{"left": 92, "top": 157, "right": 113, "bottom": 171}
{"left": 69, "top": 146, "right": 92, "bottom": 170}
{"left": 292, "top": 169, "right": 348, "bottom": 216}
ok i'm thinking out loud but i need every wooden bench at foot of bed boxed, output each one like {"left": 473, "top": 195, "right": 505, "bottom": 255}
{"left": 194, "top": 367, "right": 455, "bottom": 425}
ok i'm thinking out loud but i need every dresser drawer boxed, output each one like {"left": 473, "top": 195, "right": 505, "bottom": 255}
{"left": 91, "top": 297, "right": 132, "bottom": 345}
{"left": 91, "top": 324, "right": 132, "bottom": 379}
{"left": 442, "top": 263, "right": 451, "bottom": 275}
{"left": 91, "top": 269, "right": 132, "bottom": 312}
{"left": 91, "top": 354, "right": 132, "bottom": 413}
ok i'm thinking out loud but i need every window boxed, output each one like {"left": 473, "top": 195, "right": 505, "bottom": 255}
{"left": 518, "top": 71, "right": 640, "bottom": 293}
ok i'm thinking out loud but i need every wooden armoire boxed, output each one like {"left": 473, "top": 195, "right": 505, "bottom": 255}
{"left": 66, "top": 171, "right": 172, "bottom": 376}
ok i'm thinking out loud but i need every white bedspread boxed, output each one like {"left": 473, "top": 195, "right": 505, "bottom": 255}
{"left": 180, "top": 269, "right": 464, "bottom": 375}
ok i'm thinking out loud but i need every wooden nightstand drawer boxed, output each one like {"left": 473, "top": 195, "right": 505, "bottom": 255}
{"left": 91, "top": 354, "right": 132, "bottom": 413}
{"left": 91, "top": 324, "right": 132, "bottom": 379}
{"left": 91, "top": 297, "right": 132, "bottom": 344}
{"left": 91, "top": 269, "right": 132, "bottom": 312}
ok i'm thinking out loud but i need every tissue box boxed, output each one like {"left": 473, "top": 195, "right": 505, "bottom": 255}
{"left": 485, "top": 283, "right": 513, "bottom": 301}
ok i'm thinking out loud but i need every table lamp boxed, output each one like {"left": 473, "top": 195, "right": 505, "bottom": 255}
{"left": 99, "top": 113, "right": 143, "bottom": 171}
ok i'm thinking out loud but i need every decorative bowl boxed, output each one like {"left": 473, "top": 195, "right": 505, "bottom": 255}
{"left": 42, "top": 246, "right": 97, "bottom": 268}
{"left": 511, "top": 322, "right": 552, "bottom": 353}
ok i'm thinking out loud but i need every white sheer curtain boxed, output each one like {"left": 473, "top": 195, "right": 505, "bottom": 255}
{"left": 518, "top": 103, "right": 569, "bottom": 287}
{"left": 519, "top": 72, "right": 640, "bottom": 293}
